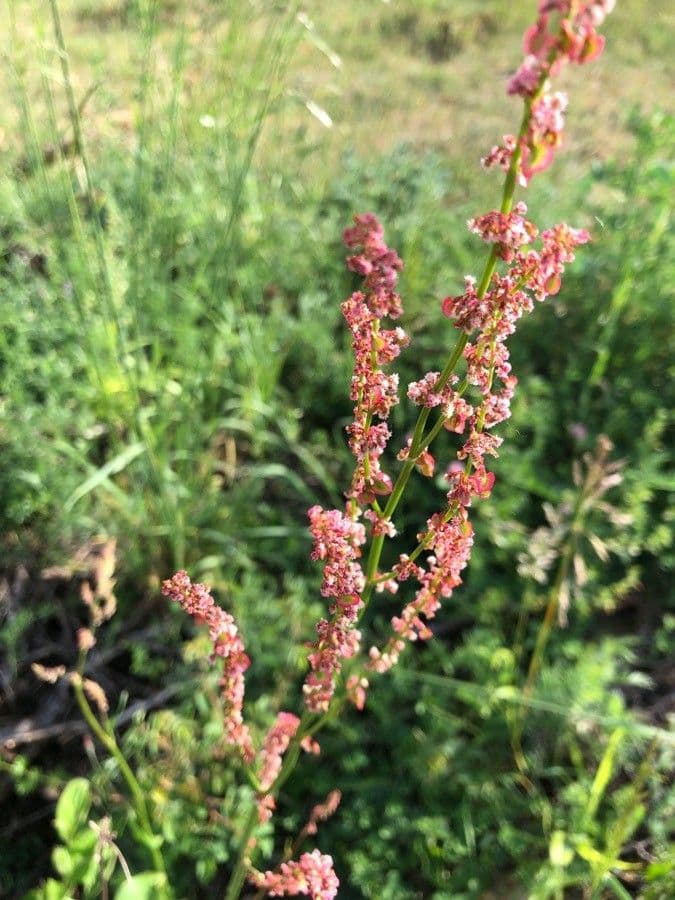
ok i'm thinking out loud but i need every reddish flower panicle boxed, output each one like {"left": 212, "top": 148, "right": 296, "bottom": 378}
{"left": 507, "top": 54, "right": 544, "bottom": 97}
{"left": 521, "top": 91, "right": 568, "bottom": 180}
{"left": 516, "top": 1, "right": 614, "bottom": 88}
{"left": 364, "top": 508, "right": 397, "bottom": 537}
{"left": 369, "top": 512, "right": 474, "bottom": 673}
{"left": 407, "top": 371, "right": 461, "bottom": 409}
{"left": 481, "top": 134, "right": 518, "bottom": 173}
{"left": 308, "top": 506, "right": 366, "bottom": 600}
{"left": 251, "top": 849, "right": 339, "bottom": 900}
{"left": 302, "top": 790, "right": 342, "bottom": 838}
{"left": 464, "top": 340, "right": 512, "bottom": 394}
{"left": 442, "top": 275, "right": 492, "bottom": 332}
{"left": 344, "top": 213, "right": 404, "bottom": 320}
{"left": 256, "top": 712, "right": 302, "bottom": 822}
{"left": 346, "top": 674, "right": 369, "bottom": 711}
{"left": 162, "top": 571, "right": 254, "bottom": 762}
{"left": 258, "top": 712, "right": 301, "bottom": 792}
{"left": 446, "top": 462, "right": 496, "bottom": 507}
{"left": 443, "top": 394, "right": 475, "bottom": 435}
{"left": 341, "top": 216, "right": 409, "bottom": 503}
{"left": 514, "top": 223, "right": 590, "bottom": 300}
{"left": 304, "top": 506, "right": 367, "bottom": 712}
{"left": 505, "top": 2, "right": 613, "bottom": 182}
{"left": 468, "top": 202, "right": 538, "bottom": 261}
{"left": 458, "top": 429, "right": 503, "bottom": 468}
{"left": 304, "top": 618, "right": 362, "bottom": 714}
{"left": 481, "top": 376, "right": 518, "bottom": 429}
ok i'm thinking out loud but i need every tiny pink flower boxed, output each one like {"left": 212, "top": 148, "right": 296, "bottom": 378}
{"left": 302, "top": 791, "right": 342, "bottom": 838}
{"left": 468, "top": 202, "right": 538, "bottom": 260}
{"left": 346, "top": 674, "right": 369, "bottom": 710}
{"left": 251, "top": 849, "right": 339, "bottom": 900}
{"left": 481, "top": 134, "right": 518, "bottom": 173}
{"left": 258, "top": 712, "right": 301, "bottom": 792}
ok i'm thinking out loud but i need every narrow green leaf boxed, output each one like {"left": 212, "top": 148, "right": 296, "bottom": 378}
{"left": 603, "top": 873, "right": 635, "bottom": 900}
{"left": 585, "top": 728, "right": 625, "bottom": 824}
{"left": 64, "top": 441, "right": 146, "bottom": 511}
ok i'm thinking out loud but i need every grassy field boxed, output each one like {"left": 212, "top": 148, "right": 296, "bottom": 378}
{"left": 3, "top": 1, "right": 674, "bottom": 175}
{"left": 1, "top": 2, "right": 674, "bottom": 898}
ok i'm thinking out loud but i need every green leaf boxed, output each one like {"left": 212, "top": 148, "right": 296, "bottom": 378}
{"left": 114, "top": 872, "right": 169, "bottom": 900}
{"left": 585, "top": 728, "right": 625, "bottom": 824}
{"left": 549, "top": 830, "right": 574, "bottom": 868}
{"left": 54, "top": 779, "right": 92, "bottom": 844}
{"left": 69, "top": 828, "right": 98, "bottom": 854}
{"left": 63, "top": 441, "right": 146, "bottom": 511}
{"left": 51, "top": 846, "right": 73, "bottom": 879}
{"left": 646, "top": 855, "right": 675, "bottom": 880}
{"left": 70, "top": 848, "right": 100, "bottom": 892}
{"left": 24, "top": 879, "right": 72, "bottom": 900}
{"left": 577, "top": 842, "right": 609, "bottom": 867}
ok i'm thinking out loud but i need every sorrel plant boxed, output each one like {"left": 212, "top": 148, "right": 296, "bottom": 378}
{"left": 54, "top": 2, "right": 619, "bottom": 898}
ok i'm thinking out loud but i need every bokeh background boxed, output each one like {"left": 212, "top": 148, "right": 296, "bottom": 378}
{"left": 1, "top": 1, "right": 673, "bottom": 897}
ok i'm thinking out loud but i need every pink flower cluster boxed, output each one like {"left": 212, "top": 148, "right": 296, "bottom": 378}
{"left": 468, "top": 202, "right": 538, "bottom": 261}
{"left": 483, "top": 1, "right": 614, "bottom": 184}
{"left": 369, "top": 512, "right": 474, "bottom": 673}
{"left": 366, "top": 1, "right": 608, "bottom": 678}
{"left": 344, "top": 212, "right": 404, "bottom": 319}
{"left": 407, "top": 371, "right": 458, "bottom": 409}
{"left": 162, "top": 571, "right": 254, "bottom": 763}
{"left": 314, "top": 197, "right": 588, "bottom": 685}
{"left": 302, "top": 216, "right": 411, "bottom": 713}
{"left": 342, "top": 214, "right": 409, "bottom": 504}
{"left": 164, "top": 573, "right": 321, "bottom": 824}
{"left": 256, "top": 712, "right": 302, "bottom": 822}
{"left": 301, "top": 790, "right": 342, "bottom": 838}
{"left": 250, "top": 850, "right": 339, "bottom": 900}
{"left": 303, "top": 506, "right": 367, "bottom": 712}
{"left": 441, "top": 220, "right": 589, "bottom": 476}
{"left": 510, "top": 0, "right": 614, "bottom": 99}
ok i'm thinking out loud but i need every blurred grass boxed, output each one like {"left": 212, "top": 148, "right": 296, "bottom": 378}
{"left": 2, "top": 2, "right": 674, "bottom": 179}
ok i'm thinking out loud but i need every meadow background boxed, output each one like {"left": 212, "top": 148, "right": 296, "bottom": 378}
{"left": 0, "top": 1, "right": 673, "bottom": 897}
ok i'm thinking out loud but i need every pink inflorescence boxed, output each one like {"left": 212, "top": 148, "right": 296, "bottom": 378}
{"left": 343, "top": 212, "right": 404, "bottom": 320}
{"left": 250, "top": 849, "right": 339, "bottom": 900}
{"left": 303, "top": 506, "right": 367, "bottom": 713}
{"left": 468, "top": 202, "right": 538, "bottom": 262}
{"left": 303, "top": 214, "right": 409, "bottom": 713}
{"left": 256, "top": 712, "right": 302, "bottom": 823}
{"left": 369, "top": 211, "right": 590, "bottom": 675}
{"left": 342, "top": 214, "right": 409, "bottom": 504}
{"left": 258, "top": 712, "right": 301, "bottom": 791}
{"left": 502, "top": 1, "right": 614, "bottom": 182}
{"left": 162, "top": 571, "right": 254, "bottom": 763}
{"left": 302, "top": 790, "right": 342, "bottom": 838}
{"left": 366, "top": 0, "right": 611, "bottom": 677}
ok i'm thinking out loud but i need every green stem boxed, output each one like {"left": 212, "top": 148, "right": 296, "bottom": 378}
{"left": 522, "top": 547, "right": 572, "bottom": 704}
{"left": 224, "top": 803, "right": 260, "bottom": 900}
{"left": 71, "top": 678, "right": 166, "bottom": 874}
{"left": 511, "top": 475, "right": 587, "bottom": 772}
